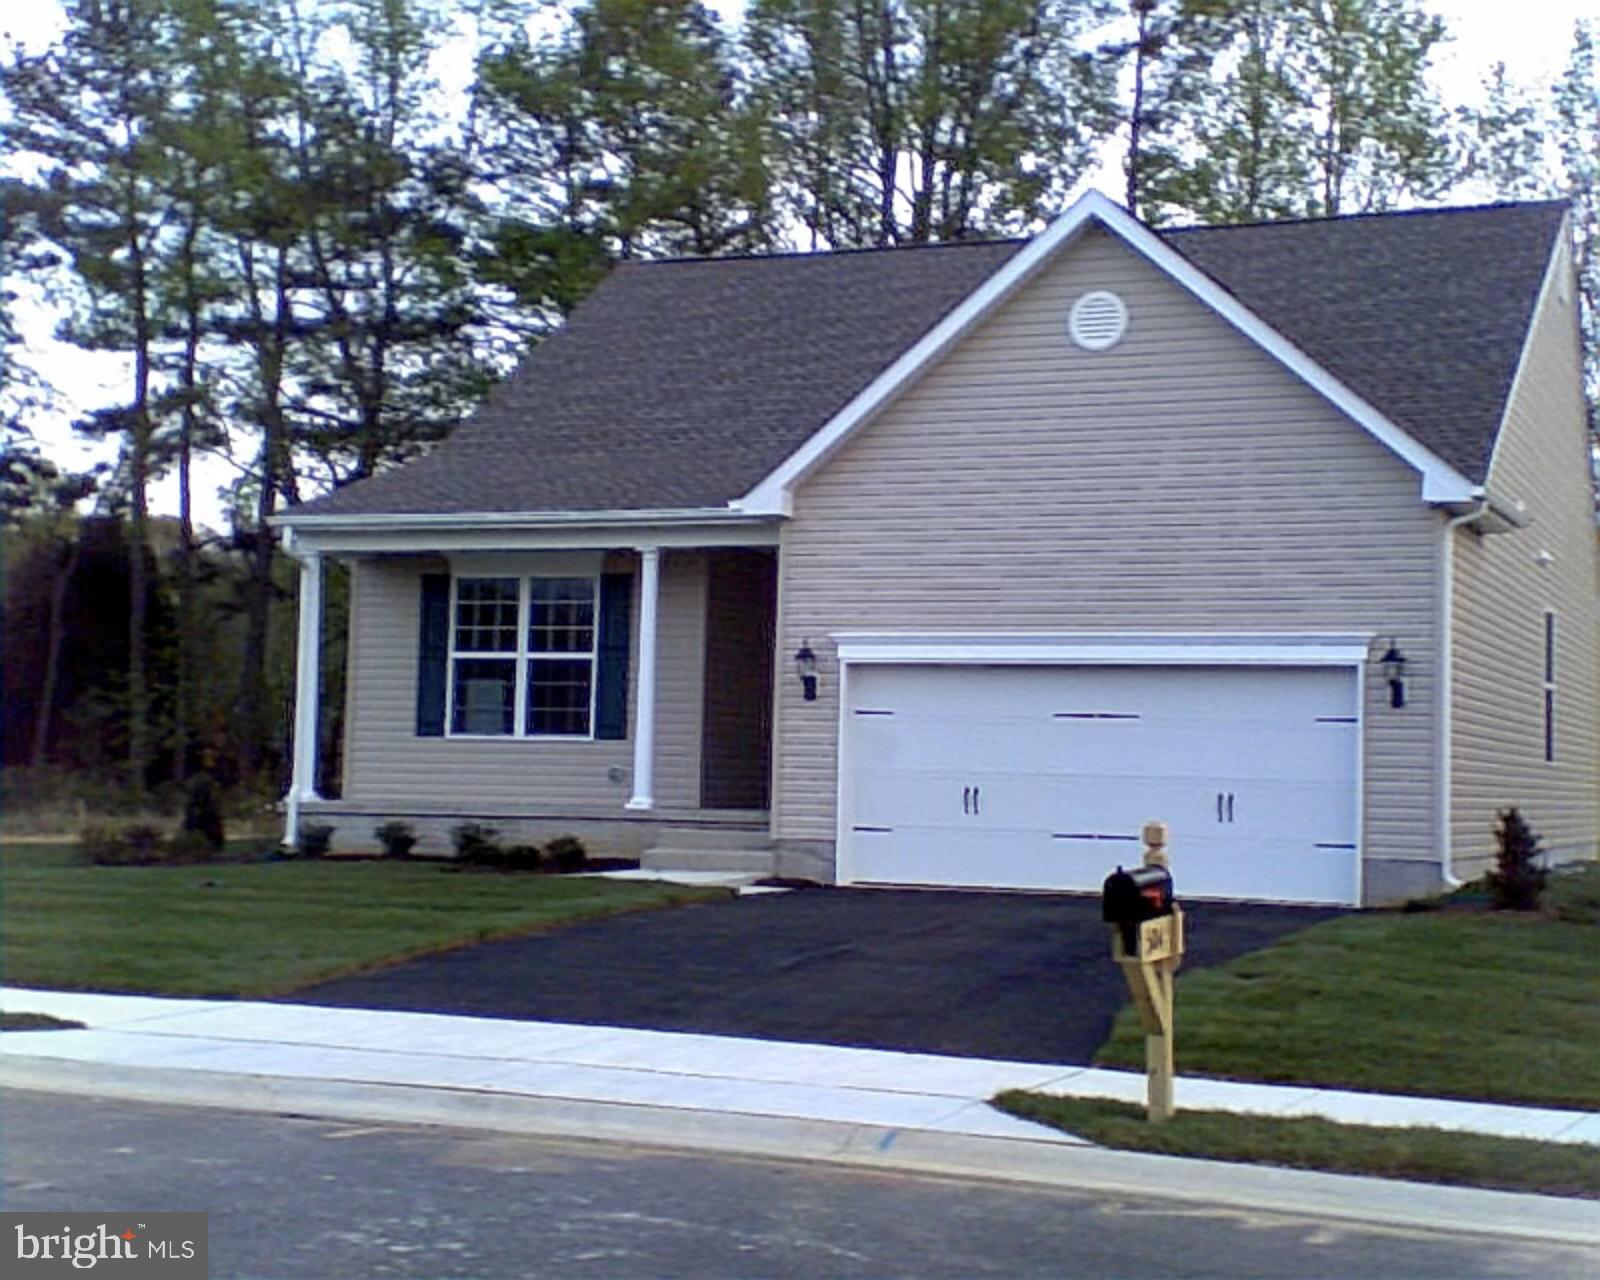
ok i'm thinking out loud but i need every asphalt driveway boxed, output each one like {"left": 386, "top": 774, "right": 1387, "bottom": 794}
{"left": 289, "top": 887, "right": 1344, "bottom": 1066}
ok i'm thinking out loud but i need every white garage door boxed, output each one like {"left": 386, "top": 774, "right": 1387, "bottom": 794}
{"left": 840, "top": 665, "right": 1359, "bottom": 905}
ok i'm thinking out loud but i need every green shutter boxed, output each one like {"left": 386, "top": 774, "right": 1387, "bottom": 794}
{"left": 416, "top": 574, "right": 450, "bottom": 736}
{"left": 595, "top": 572, "right": 631, "bottom": 740}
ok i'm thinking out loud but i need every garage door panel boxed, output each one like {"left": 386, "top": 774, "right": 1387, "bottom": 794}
{"left": 1169, "top": 832, "right": 1358, "bottom": 905}
{"left": 849, "top": 709, "right": 1068, "bottom": 772}
{"left": 1048, "top": 723, "right": 1352, "bottom": 783}
{"left": 850, "top": 827, "right": 1118, "bottom": 892}
{"left": 1218, "top": 779, "right": 1357, "bottom": 845}
{"left": 855, "top": 764, "right": 1082, "bottom": 831}
{"left": 842, "top": 663, "right": 1360, "bottom": 905}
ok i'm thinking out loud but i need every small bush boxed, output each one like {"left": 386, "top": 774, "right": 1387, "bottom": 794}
{"left": 503, "top": 844, "right": 544, "bottom": 872}
{"left": 1543, "top": 862, "right": 1600, "bottom": 925}
{"left": 181, "top": 774, "right": 227, "bottom": 851}
{"left": 545, "top": 835, "right": 588, "bottom": 873}
{"left": 1487, "top": 807, "right": 1547, "bottom": 911}
{"left": 373, "top": 821, "right": 418, "bottom": 860}
{"left": 164, "top": 828, "right": 217, "bottom": 865}
{"left": 79, "top": 823, "right": 133, "bottom": 866}
{"left": 297, "top": 822, "right": 335, "bottom": 859}
{"left": 451, "top": 822, "right": 503, "bottom": 866}
{"left": 123, "top": 823, "right": 167, "bottom": 863}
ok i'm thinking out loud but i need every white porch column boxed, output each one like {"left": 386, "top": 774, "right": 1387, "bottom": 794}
{"left": 283, "top": 547, "right": 324, "bottom": 846}
{"left": 625, "top": 546, "right": 661, "bottom": 811}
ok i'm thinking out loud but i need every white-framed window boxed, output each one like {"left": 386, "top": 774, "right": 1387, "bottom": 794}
{"left": 1543, "top": 610, "right": 1556, "bottom": 764}
{"left": 448, "top": 575, "right": 598, "bottom": 738}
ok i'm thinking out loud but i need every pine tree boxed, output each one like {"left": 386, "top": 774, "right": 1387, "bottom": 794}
{"left": 1487, "top": 808, "right": 1547, "bottom": 912}
{"left": 2, "top": 0, "right": 185, "bottom": 795}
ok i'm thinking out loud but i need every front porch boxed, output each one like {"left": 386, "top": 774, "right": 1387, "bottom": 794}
{"left": 278, "top": 515, "right": 781, "bottom": 863}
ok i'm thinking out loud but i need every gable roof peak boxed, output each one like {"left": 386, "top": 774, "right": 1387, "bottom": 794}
{"left": 284, "top": 189, "right": 1562, "bottom": 526}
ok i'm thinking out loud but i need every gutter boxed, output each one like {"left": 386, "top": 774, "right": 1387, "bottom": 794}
{"left": 271, "top": 506, "right": 779, "bottom": 532}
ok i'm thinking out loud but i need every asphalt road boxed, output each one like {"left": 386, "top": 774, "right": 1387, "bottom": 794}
{"left": 4, "top": 1091, "right": 1592, "bottom": 1280}
{"left": 290, "top": 887, "right": 1342, "bottom": 1064}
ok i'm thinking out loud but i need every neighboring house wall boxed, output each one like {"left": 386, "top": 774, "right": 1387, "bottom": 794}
{"left": 328, "top": 549, "right": 709, "bottom": 846}
{"left": 1452, "top": 240, "right": 1600, "bottom": 868}
{"left": 772, "top": 226, "right": 1443, "bottom": 894}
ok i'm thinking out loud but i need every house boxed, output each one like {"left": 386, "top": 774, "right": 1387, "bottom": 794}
{"left": 275, "top": 191, "right": 1600, "bottom": 906}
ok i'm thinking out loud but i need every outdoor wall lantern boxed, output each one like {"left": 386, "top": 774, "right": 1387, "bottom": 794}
{"left": 795, "top": 641, "right": 819, "bottom": 702}
{"left": 1380, "top": 639, "right": 1407, "bottom": 709}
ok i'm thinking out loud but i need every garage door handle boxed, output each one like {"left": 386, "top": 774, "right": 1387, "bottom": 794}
{"left": 963, "top": 786, "right": 971, "bottom": 815}
{"left": 972, "top": 786, "right": 980, "bottom": 815}
{"left": 1217, "top": 792, "right": 1224, "bottom": 822}
{"left": 1227, "top": 793, "right": 1235, "bottom": 823}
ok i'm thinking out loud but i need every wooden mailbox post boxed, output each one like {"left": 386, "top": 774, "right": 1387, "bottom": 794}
{"left": 1109, "top": 820, "right": 1186, "bottom": 1123}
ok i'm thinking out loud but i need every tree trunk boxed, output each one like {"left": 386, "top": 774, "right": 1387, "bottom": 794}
{"left": 127, "top": 227, "right": 154, "bottom": 798}
{"left": 235, "top": 241, "right": 293, "bottom": 786}
{"left": 31, "top": 537, "right": 80, "bottom": 771}
{"left": 174, "top": 216, "right": 201, "bottom": 786}
{"left": 1126, "top": 3, "right": 1153, "bottom": 215}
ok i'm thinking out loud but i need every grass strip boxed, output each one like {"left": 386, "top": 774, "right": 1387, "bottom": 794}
{"left": 2, "top": 842, "right": 730, "bottom": 997}
{"left": 1095, "top": 912, "right": 1600, "bottom": 1110}
{"left": 994, "top": 1091, "right": 1600, "bottom": 1200}
{"left": 1, "top": 1012, "right": 86, "bottom": 1031}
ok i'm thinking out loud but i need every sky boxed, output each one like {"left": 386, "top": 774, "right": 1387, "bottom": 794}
{"left": 4, "top": 0, "right": 1593, "bottom": 532}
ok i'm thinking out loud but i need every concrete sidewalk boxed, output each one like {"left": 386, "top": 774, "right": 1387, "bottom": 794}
{"left": 3, "top": 987, "right": 1597, "bottom": 1247}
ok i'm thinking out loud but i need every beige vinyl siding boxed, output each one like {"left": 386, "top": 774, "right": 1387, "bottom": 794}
{"left": 341, "top": 550, "right": 705, "bottom": 815}
{"left": 339, "top": 559, "right": 364, "bottom": 791}
{"left": 774, "top": 226, "right": 1441, "bottom": 871}
{"left": 1451, "top": 239, "right": 1600, "bottom": 868}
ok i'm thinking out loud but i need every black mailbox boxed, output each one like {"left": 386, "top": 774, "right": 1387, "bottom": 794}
{"left": 1102, "top": 864, "right": 1175, "bottom": 955}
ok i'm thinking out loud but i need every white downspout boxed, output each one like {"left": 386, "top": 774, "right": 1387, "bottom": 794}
{"left": 1436, "top": 500, "right": 1491, "bottom": 887}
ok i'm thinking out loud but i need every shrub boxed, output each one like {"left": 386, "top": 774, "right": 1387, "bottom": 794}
{"left": 181, "top": 774, "right": 226, "bottom": 851}
{"left": 451, "top": 822, "right": 503, "bottom": 866}
{"left": 503, "top": 844, "right": 544, "bottom": 872}
{"left": 123, "top": 823, "right": 167, "bottom": 864}
{"left": 1487, "top": 808, "right": 1547, "bottom": 911}
{"left": 1542, "top": 862, "right": 1600, "bottom": 925}
{"left": 165, "top": 829, "right": 216, "bottom": 865}
{"left": 545, "top": 835, "right": 588, "bottom": 874}
{"left": 297, "top": 822, "right": 335, "bottom": 859}
{"left": 373, "top": 821, "right": 418, "bottom": 860}
{"left": 79, "top": 823, "right": 132, "bottom": 866}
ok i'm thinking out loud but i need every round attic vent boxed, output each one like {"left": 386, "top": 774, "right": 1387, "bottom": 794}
{"left": 1068, "top": 290, "right": 1128, "bottom": 351}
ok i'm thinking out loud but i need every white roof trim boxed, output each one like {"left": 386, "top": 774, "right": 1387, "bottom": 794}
{"left": 1482, "top": 210, "right": 1574, "bottom": 487}
{"left": 734, "top": 189, "right": 1479, "bottom": 514}
{"left": 833, "top": 630, "right": 1376, "bottom": 667}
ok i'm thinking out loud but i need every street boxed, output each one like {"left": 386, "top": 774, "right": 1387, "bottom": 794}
{"left": 1, "top": 1091, "right": 1592, "bottom": 1279}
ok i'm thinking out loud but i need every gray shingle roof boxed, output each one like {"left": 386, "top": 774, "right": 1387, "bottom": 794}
{"left": 1164, "top": 201, "right": 1566, "bottom": 482}
{"left": 293, "top": 200, "right": 1565, "bottom": 520}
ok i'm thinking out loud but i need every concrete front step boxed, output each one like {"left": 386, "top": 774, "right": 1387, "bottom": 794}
{"left": 645, "top": 824, "right": 771, "bottom": 851}
{"left": 640, "top": 846, "right": 776, "bottom": 875}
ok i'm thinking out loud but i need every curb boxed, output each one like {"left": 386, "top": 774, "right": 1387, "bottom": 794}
{"left": 4, "top": 1054, "right": 1596, "bottom": 1249}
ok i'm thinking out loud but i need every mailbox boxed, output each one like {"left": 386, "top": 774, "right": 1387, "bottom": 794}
{"left": 1102, "top": 863, "right": 1175, "bottom": 956}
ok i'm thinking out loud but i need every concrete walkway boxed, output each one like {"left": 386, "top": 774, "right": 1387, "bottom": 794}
{"left": 3, "top": 987, "right": 1596, "bottom": 1247}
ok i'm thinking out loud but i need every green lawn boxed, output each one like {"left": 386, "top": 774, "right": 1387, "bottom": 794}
{"left": 1, "top": 842, "right": 728, "bottom": 997}
{"left": 992, "top": 1094, "right": 1600, "bottom": 1200}
{"left": 1097, "top": 911, "right": 1600, "bottom": 1109}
